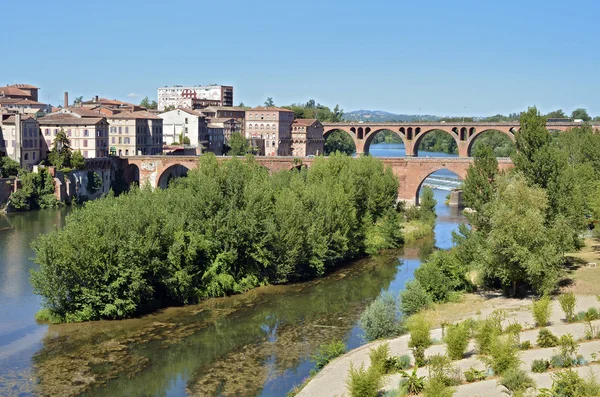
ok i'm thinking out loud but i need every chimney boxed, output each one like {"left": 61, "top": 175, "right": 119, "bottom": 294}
{"left": 64, "top": 92, "right": 68, "bottom": 108}
{"left": 94, "top": 95, "right": 99, "bottom": 103}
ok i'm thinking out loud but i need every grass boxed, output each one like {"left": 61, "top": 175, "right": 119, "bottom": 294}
{"left": 403, "top": 220, "right": 434, "bottom": 243}
{"left": 564, "top": 237, "right": 600, "bottom": 295}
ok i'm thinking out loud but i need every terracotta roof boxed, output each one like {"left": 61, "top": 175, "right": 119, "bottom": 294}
{"left": 0, "top": 86, "right": 30, "bottom": 97}
{"left": 247, "top": 106, "right": 293, "bottom": 112}
{"left": 107, "top": 110, "right": 162, "bottom": 120}
{"left": 81, "top": 97, "right": 136, "bottom": 107}
{"left": 209, "top": 117, "right": 239, "bottom": 123}
{"left": 293, "top": 119, "right": 319, "bottom": 127}
{"left": 0, "top": 98, "right": 21, "bottom": 105}
{"left": 9, "top": 84, "right": 39, "bottom": 89}
{"left": 13, "top": 99, "right": 45, "bottom": 105}
{"left": 1, "top": 115, "right": 36, "bottom": 124}
{"left": 66, "top": 107, "right": 104, "bottom": 117}
{"left": 38, "top": 113, "right": 105, "bottom": 126}
{"left": 200, "top": 106, "right": 246, "bottom": 112}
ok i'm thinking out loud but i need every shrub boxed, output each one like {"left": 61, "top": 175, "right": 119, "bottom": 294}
{"left": 368, "top": 343, "right": 390, "bottom": 374}
{"left": 385, "top": 355, "right": 411, "bottom": 372}
{"left": 480, "top": 334, "right": 520, "bottom": 375}
{"left": 427, "top": 354, "right": 461, "bottom": 387}
{"left": 474, "top": 310, "right": 505, "bottom": 354}
{"left": 399, "top": 280, "right": 432, "bottom": 317}
{"left": 444, "top": 322, "right": 470, "bottom": 360}
{"left": 544, "top": 369, "right": 584, "bottom": 397}
{"left": 359, "top": 293, "right": 401, "bottom": 342}
{"left": 537, "top": 328, "right": 559, "bottom": 348}
{"left": 555, "top": 333, "right": 578, "bottom": 368}
{"left": 558, "top": 292, "right": 577, "bottom": 323}
{"left": 499, "top": 367, "right": 535, "bottom": 394}
{"left": 587, "top": 307, "right": 600, "bottom": 320}
{"left": 399, "top": 367, "right": 425, "bottom": 395}
{"left": 312, "top": 339, "right": 346, "bottom": 370}
{"left": 519, "top": 341, "right": 532, "bottom": 350}
{"left": 531, "top": 359, "right": 550, "bottom": 373}
{"left": 346, "top": 363, "right": 382, "bottom": 397}
{"left": 464, "top": 367, "right": 486, "bottom": 383}
{"left": 422, "top": 378, "right": 455, "bottom": 397}
{"left": 407, "top": 314, "right": 432, "bottom": 366}
{"left": 532, "top": 296, "right": 552, "bottom": 327}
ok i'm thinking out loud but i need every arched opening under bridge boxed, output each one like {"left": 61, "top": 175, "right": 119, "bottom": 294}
{"left": 158, "top": 164, "right": 190, "bottom": 189}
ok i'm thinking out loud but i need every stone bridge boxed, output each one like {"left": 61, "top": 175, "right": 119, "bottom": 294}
{"left": 321, "top": 121, "right": 579, "bottom": 156}
{"left": 119, "top": 155, "right": 514, "bottom": 205}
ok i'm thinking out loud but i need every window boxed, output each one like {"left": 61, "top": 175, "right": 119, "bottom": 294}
{"left": 83, "top": 151, "right": 88, "bottom": 158}
{"left": 84, "top": 129, "right": 89, "bottom": 137}
{"left": 266, "top": 141, "right": 269, "bottom": 147}
{"left": 118, "top": 137, "right": 122, "bottom": 144}
{"left": 83, "top": 140, "right": 88, "bottom": 147}
{"left": 272, "top": 141, "right": 275, "bottom": 147}
{"left": 260, "top": 124, "right": 264, "bottom": 130}
{"left": 125, "top": 149, "right": 129, "bottom": 155}
{"left": 24, "top": 153, "right": 28, "bottom": 160}
{"left": 112, "top": 137, "right": 115, "bottom": 144}
{"left": 185, "top": 118, "right": 188, "bottom": 124}
{"left": 33, "top": 152, "right": 36, "bottom": 160}
{"left": 53, "top": 129, "right": 57, "bottom": 136}
{"left": 74, "top": 140, "right": 79, "bottom": 148}
{"left": 45, "top": 128, "right": 49, "bottom": 136}
{"left": 119, "top": 127, "right": 122, "bottom": 134}
{"left": 125, "top": 127, "right": 129, "bottom": 134}
{"left": 249, "top": 124, "right": 253, "bottom": 130}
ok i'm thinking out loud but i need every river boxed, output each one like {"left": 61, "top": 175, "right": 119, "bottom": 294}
{"left": 0, "top": 144, "right": 465, "bottom": 397}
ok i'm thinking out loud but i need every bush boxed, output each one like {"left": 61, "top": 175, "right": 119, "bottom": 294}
{"left": 586, "top": 307, "right": 599, "bottom": 321}
{"left": 359, "top": 293, "right": 401, "bottom": 342}
{"left": 519, "top": 341, "right": 532, "bottom": 350}
{"left": 481, "top": 334, "right": 520, "bottom": 375}
{"left": 499, "top": 367, "right": 535, "bottom": 394}
{"left": 558, "top": 292, "right": 577, "bottom": 323}
{"left": 407, "top": 314, "right": 432, "bottom": 366}
{"left": 556, "top": 334, "right": 578, "bottom": 368}
{"left": 422, "top": 378, "right": 454, "bottom": 397}
{"left": 368, "top": 343, "right": 390, "bottom": 374}
{"left": 537, "top": 328, "right": 559, "bottom": 348}
{"left": 399, "top": 367, "right": 425, "bottom": 395}
{"left": 474, "top": 310, "right": 505, "bottom": 354}
{"left": 544, "top": 369, "right": 585, "bottom": 397}
{"left": 464, "top": 367, "right": 486, "bottom": 383}
{"left": 427, "top": 354, "right": 461, "bottom": 387}
{"left": 346, "top": 363, "right": 382, "bottom": 397}
{"left": 532, "top": 296, "right": 552, "bottom": 327}
{"left": 312, "top": 339, "right": 346, "bottom": 370}
{"left": 444, "top": 322, "right": 470, "bottom": 360}
{"left": 531, "top": 359, "right": 550, "bottom": 373}
{"left": 399, "top": 280, "right": 432, "bottom": 317}
{"left": 384, "top": 355, "right": 411, "bottom": 372}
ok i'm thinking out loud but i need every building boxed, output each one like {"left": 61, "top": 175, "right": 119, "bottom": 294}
{"left": 80, "top": 96, "right": 142, "bottom": 111}
{"left": 198, "top": 106, "right": 245, "bottom": 140}
{"left": 105, "top": 110, "right": 163, "bottom": 156}
{"left": 157, "top": 85, "right": 233, "bottom": 111}
{"left": 7, "top": 84, "right": 39, "bottom": 101}
{"left": 245, "top": 107, "right": 293, "bottom": 156}
{"left": 291, "top": 119, "right": 325, "bottom": 157}
{"left": 205, "top": 124, "right": 225, "bottom": 155}
{"left": 0, "top": 114, "right": 42, "bottom": 169}
{"left": 38, "top": 114, "right": 109, "bottom": 158}
{"left": 0, "top": 98, "right": 49, "bottom": 114}
{"left": 158, "top": 108, "right": 207, "bottom": 147}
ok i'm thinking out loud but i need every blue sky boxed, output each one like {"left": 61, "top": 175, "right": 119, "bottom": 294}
{"left": 1, "top": 0, "right": 598, "bottom": 116}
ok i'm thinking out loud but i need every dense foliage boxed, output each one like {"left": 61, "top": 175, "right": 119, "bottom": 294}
{"left": 324, "top": 130, "right": 355, "bottom": 155}
{"left": 470, "top": 130, "right": 516, "bottom": 157}
{"left": 9, "top": 168, "right": 60, "bottom": 211}
{"left": 0, "top": 156, "right": 19, "bottom": 177}
{"left": 31, "top": 154, "right": 403, "bottom": 322}
{"left": 418, "top": 130, "right": 458, "bottom": 154}
{"left": 371, "top": 130, "right": 404, "bottom": 145}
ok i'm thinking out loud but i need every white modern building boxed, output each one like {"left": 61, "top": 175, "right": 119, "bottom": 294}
{"left": 159, "top": 108, "right": 206, "bottom": 146}
{"left": 157, "top": 85, "right": 233, "bottom": 111}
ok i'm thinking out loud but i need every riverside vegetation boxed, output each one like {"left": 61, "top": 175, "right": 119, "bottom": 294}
{"left": 31, "top": 153, "right": 413, "bottom": 323}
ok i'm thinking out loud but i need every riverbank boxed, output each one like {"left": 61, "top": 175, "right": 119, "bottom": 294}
{"left": 294, "top": 236, "right": 600, "bottom": 397}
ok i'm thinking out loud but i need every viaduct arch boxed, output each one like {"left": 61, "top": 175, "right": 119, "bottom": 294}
{"left": 322, "top": 122, "right": 576, "bottom": 157}
{"left": 118, "top": 156, "right": 514, "bottom": 205}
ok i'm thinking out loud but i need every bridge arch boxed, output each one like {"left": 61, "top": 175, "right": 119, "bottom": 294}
{"left": 363, "top": 128, "right": 407, "bottom": 155}
{"left": 466, "top": 128, "right": 516, "bottom": 157}
{"left": 124, "top": 163, "right": 140, "bottom": 186}
{"left": 414, "top": 167, "right": 465, "bottom": 206}
{"left": 412, "top": 128, "right": 459, "bottom": 157}
{"left": 157, "top": 164, "right": 190, "bottom": 189}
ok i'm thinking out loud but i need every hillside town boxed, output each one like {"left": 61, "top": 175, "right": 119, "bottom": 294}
{"left": 0, "top": 83, "right": 326, "bottom": 170}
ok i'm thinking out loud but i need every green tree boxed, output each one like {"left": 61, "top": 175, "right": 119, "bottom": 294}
{"left": 264, "top": 97, "right": 275, "bottom": 107}
{"left": 48, "top": 128, "right": 72, "bottom": 170}
{"left": 0, "top": 156, "right": 20, "bottom": 177}
{"left": 482, "top": 173, "right": 563, "bottom": 296}
{"left": 140, "top": 96, "right": 151, "bottom": 108}
{"left": 571, "top": 108, "right": 591, "bottom": 122}
{"left": 419, "top": 187, "right": 437, "bottom": 221}
{"left": 462, "top": 145, "right": 498, "bottom": 232}
{"left": 324, "top": 130, "right": 355, "bottom": 155}
{"left": 545, "top": 109, "right": 567, "bottom": 119}
{"left": 227, "top": 132, "right": 250, "bottom": 156}
{"left": 71, "top": 150, "right": 85, "bottom": 170}
{"left": 74, "top": 96, "right": 84, "bottom": 105}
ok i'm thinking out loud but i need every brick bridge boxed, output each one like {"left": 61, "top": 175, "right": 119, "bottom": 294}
{"left": 119, "top": 156, "right": 514, "bottom": 205}
{"left": 321, "top": 121, "right": 579, "bottom": 157}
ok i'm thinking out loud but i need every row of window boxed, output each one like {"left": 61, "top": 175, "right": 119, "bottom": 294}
{"left": 248, "top": 114, "right": 277, "bottom": 120}
{"left": 248, "top": 124, "right": 279, "bottom": 131}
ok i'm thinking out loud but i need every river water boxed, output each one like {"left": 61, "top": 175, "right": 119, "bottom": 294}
{"left": 0, "top": 144, "right": 465, "bottom": 397}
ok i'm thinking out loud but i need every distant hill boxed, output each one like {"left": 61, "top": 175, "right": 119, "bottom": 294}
{"left": 343, "top": 110, "right": 440, "bottom": 122}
